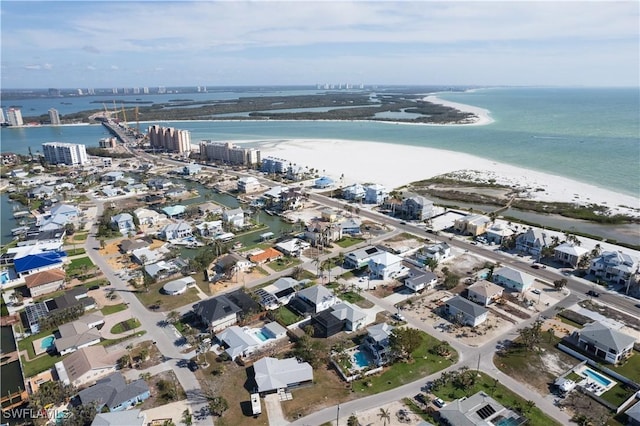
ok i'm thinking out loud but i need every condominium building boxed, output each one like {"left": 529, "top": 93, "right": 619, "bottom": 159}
{"left": 42, "top": 142, "right": 88, "bottom": 166}
{"left": 7, "top": 108, "right": 23, "bottom": 127}
{"left": 48, "top": 108, "right": 61, "bottom": 125}
{"left": 199, "top": 141, "right": 260, "bottom": 166}
{"left": 0, "top": 108, "right": 5, "bottom": 124}
{"left": 147, "top": 125, "right": 192, "bottom": 154}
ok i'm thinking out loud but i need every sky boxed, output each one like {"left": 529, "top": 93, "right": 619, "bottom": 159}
{"left": 1, "top": 1, "right": 638, "bottom": 89}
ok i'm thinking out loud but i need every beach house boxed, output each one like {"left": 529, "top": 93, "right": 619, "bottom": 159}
{"left": 574, "top": 321, "right": 635, "bottom": 364}
{"left": 342, "top": 183, "right": 366, "bottom": 201}
{"left": 255, "top": 277, "right": 300, "bottom": 310}
{"left": 467, "top": 280, "right": 504, "bottom": 306}
{"left": 365, "top": 184, "right": 388, "bottom": 204}
{"left": 133, "top": 208, "right": 165, "bottom": 226}
{"left": 55, "top": 345, "right": 125, "bottom": 387}
{"left": 589, "top": 251, "right": 638, "bottom": 285}
{"left": 253, "top": 357, "right": 313, "bottom": 395}
{"left": 444, "top": 296, "right": 488, "bottom": 327}
{"left": 237, "top": 176, "right": 261, "bottom": 193}
{"left": 400, "top": 195, "right": 435, "bottom": 220}
{"left": 14, "top": 251, "right": 67, "bottom": 278}
{"left": 493, "top": 267, "right": 535, "bottom": 292}
{"left": 110, "top": 213, "right": 135, "bottom": 236}
{"left": 368, "top": 251, "right": 404, "bottom": 280}
{"left": 223, "top": 207, "right": 245, "bottom": 228}
{"left": 344, "top": 246, "right": 383, "bottom": 269}
{"left": 485, "top": 223, "right": 515, "bottom": 245}
{"left": 289, "top": 285, "right": 337, "bottom": 315}
{"left": 554, "top": 243, "right": 590, "bottom": 268}
{"left": 515, "top": 228, "right": 550, "bottom": 257}
{"left": 77, "top": 373, "right": 150, "bottom": 412}
{"left": 417, "top": 242, "right": 452, "bottom": 263}
{"left": 363, "top": 323, "right": 394, "bottom": 366}
{"left": 404, "top": 268, "right": 437, "bottom": 292}
{"left": 440, "top": 391, "right": 526, "bottom": 426}
{"left": 54, "top": 312, "right": 104, "bottom": 355}
{"left": 159, "top": 221, "right": 192, "bottom": 240}
{"left": 453, "top": 214, "right": 492, "bottom": 236}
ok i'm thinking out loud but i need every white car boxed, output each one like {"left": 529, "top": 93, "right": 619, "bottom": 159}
{"left": 434, "top": 398, "right": 446, "bottom": 408}
{"left": 531, "top": 289, "right": 541, "bottom": 295}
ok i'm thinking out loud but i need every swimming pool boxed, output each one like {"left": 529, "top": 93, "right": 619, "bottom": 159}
{"left": 582, "top": 367, "right": 612, "bottom": 387}
{"left": 41, "top": 335, "right": 55, "bottom": 350}
{"left": 352, "top": 350, "right": 371, "bottom": 369}
{"left": 254, "top": 330, "right": 270, "bottom": 342}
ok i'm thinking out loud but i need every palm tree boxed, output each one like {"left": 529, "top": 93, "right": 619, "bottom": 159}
{"left": 377, "top": 408, "right": 391, "bottom": 426}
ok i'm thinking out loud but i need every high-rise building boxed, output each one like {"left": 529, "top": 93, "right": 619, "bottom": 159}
{"left": 87, "top": 88, "right": 95, "bottom": 95}
{"left": 0, "top": 108, "right": 6, "bottom": 124}
{"left": 48, "top": 108, "right": 61, "bottom": 125}
{"left": 6, "top": 108, "right": 23, "bottom": 127}
{"left": 147, "top": 125, "right": 192, "bottom": 154}
{"left": 77, "top": 89, "right": 84, "bottom": 95}
{"left": 42, "top": 142, "right": 88, "bottom": 166}
{"left": 143, "top": 87, "right": 149, "bottom": 94}
{"left": 199, "top": 141, "right": 261, "bottom": 166}
{"left": 112, "top": 88, "right": 118, "bottom": 94}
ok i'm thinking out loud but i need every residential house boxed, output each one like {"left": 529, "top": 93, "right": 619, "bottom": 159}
{"left": 133, "top": 208, "right": 165, "bottom": 226}
{"left": 198, "top": 202, "right": 223, "bottom": 217}
{"left": 14, "top": 251, "right": 67, "bottom": 278}
{"left": 589, "top": 251, "right": 638, "bottom": 285}
{"left": 223, "top": 207, "right": 245, "bottom": 228}
{"left": 38, "top": 213, "right": 70, "bottom": 232}
{"left": 23, "top": 288, "right": 95, "bottom": 333}
{"left": 554, "top": 243, "right": 590, "bottom": 268}
{"left": 162, "top": 205, "right": 186, "bottom": 219}
{"left": 275, "top": 238, "right": 310, "bottom": 257}
{"left": 91, "top": 410, "right": 146, "bottom": 426}
{"left": 574, "top": 321, "right": 636, "bottom": 364}
{"left": 289, "top": 285, "right": 337, "bottom": 316}
{"left": 305, "top": 221, "right": 342, "bottom": 247}
{"left": 101, "top": 171, "right": 124, "bottom": 182}
{"left": 286, "top": 164, "right": 308, "bottom": 181}
{"left": 417, "top": 242, "right": 452, "bottom": 264}
{"left": 626, "top": 400, "right": 640, "bottom": 426}
{"left": 159, "top": 221, "right": 192, "bottom": 240}
{"left": 253, "top": 357, "right": 313, "bottom": 395}
{"left": 444, "top": 296, "right": 488, "bottom": 327}
{"left": 320, "top": 208, "right": 338, "bottom": 223}
{"left": 342, "top": 183, "right": 366, "bottom": 201}
{"left": 261, "top": 186, "right": 289, "bottom": 208}
{"left": 48, "top": 204, "right": 79, "bottom": 222}
{"left": 55, "top": 345, "right": 125, "bottom": 387}
{"left": 182, "top": 163, "right": 201, "bottom": 175}
{"left": 279, "top": 187, "right": 305, "bottom": 211}
{"left": 368, "top": 251, "right": 404, "bottom": 280}
{"left": 119, "top": 239, "right": 150, "bottom": 255}
{"left": 439, "top": 391, "right": 526, "bottom": 426}
{"left": 132, "top": 247, "right": 167, "bottom": 266}
{"left": 328, "top": 301, "right": 367, "bottom": 332}
{"left": 195, "top": 220, "right": 223, "bottom": 237}
{"left": 215, "top": 326, "right": 261, "bottom": 360}
{"left": 363, "top": 323, "right": 394, "bottom": 366}
{"left": 249, "top": 247, "right": 284, "bottom": 265}
{"left": 25, "top": 268, "right": 66, "bottom": 298}
{"left": 467, "top": 280, "right": 503, "bottom": 306}
{"left": 400, "top": 196, "right": 435, "bottom": 220}
{"left": 515, "top": 228, "right": 550, "bottom": 257}
{"left": 110, "top": 213, "right": 135, "bottom": 236}
{"left": 344, "top": 246, "right": 383, "bottom": 269}
{"left": 237, "top": 176, "right": 261, "bottom": 193}
{"left": 255, "top": 277, "right": 300, "bottom": 310}
{"left": 485, "top": 223, "right": 515, "bottom": 245}
{"left": 493, "top": 267, "right": 535, "bottom": 292}
{"left": 404, "top": 268, "right": 437, "bottom": 292}
{"left": 338, "top": 218, "right": 362, "bottom": 236}
{"left": 28, "top": 185, "right": 55, "bottom": 199}
{"left": 147, "top": 178, "right": 173, "bottom": 191}
{"left": 365, "top": 184, "right": 388, "bottom": 205}
{"left": 144, "top": 259, "right": 186, "bottom": 279}
{"left": 76, "top": 373, "right": 150, "bottom": 412}
{"left": 195, "top": 290, "right": 259, "bottom": 332}
{"left": 453, "top": 214, "right": 492, "bottom": 236}
{"left": 315, "top": 176, "right": 334, "bottom": 188}
{"left": 216, "top": 253, "right": 253, "bottom": 279}
{"left": 165, "top": 187, "right": 190, "bottom": 199}
{"left": 54, "top": 312, "right": 104, "bottom": 355}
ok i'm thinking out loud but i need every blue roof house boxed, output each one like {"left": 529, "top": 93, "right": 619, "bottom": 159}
{"left": 77, "top": 372, "right": 150, "bottom": 412}
{"left": 162, "top": 205, "right": 186, "bottom": 219}
{"left": 14, "top": 251, "right": 67, "bottom": 278}
{"left": 315, "top": 176, "right": 334, "bottom": 189}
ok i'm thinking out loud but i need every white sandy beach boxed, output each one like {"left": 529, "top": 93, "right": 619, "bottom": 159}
{"left": 424, "top": 94, "right": 495, "bottom": 126}
{"left": 254, "top": 138, "right": 639, "bottom": 218}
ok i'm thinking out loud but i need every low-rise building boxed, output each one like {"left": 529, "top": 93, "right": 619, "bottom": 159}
{"left": 363, "top": 323, "right": 394, "bottom": 366}
{"left": 253, "top": 357, "right": 313, "bottom": 395}
{"left": 404, "top": 268, "right": 437, "bottom": 292}
{"left": 365, "top": 184, "right": 388, "bottom": 204}
{"left": 493, "top": 266, "right": 535, "bottom": 292}
{"left": 454, "top": 214, "right": 492, "bottom": 236}
{"left": 485, "top": 223, "right": 514, "bottom": 245}
{"left": 589, "top": 251, "right": 638, "bottom": 285}
{"left": 417, "top": 242, "right": 451, "bottom": 263}
{"left": 254, "top": 277, "right": 300, "bottom": 310}
{"left": 368, "top": 251, "right": 404, "bottom": 280}
{"left": 400, "top": 195, "right": 434, "bottom": 220}
{"left": 575, "top": 321, "right": 636, "bottom": 364}
{"left": 237, "top": 176, "right": 261, "bottom": 193}
{"left": 444, "top": 295, "right": 488, "bottom": 327}
{"left": 55, "top": 312, "right": 104, "bottom": 355}
{"left": 159, "top": 221, "right": 192, "bottom": 240}
{"left": 439, "top": 391, "right": 526, "bottom": 426}
{"left": 515, "top": 228, "right": 550, "bottom": 257}
{"left": 289, "top": 285, "right": 337, "bottom": 316}
{"left": 223, "top": 207, "right": 245, "bottom": 228}
{"left": 25, "top": 268, "right": 65, "bottom": 298}
{"left": 55, "top": 345, "right": 125, "bottom": 387}
{"left": 77, "top": 373, "right": 150, "bottom": 412}
{"left": 467, "top": 280, "right": 503, "bottom": 306}
{"left": 554, "top": 243, "right": 590, "bottom": 268}
{"left": 275, "top": 238, "right": 310, "bottom": 257}
{"left": 344, "top": 246, "right": 383, "bottom": 269}
{"left": 110, "top": 213, "right": 135, "bottom": 236}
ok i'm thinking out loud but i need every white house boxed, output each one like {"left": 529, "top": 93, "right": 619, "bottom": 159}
{"left": 485, "top": 223, "right": 515, "bottom": 245}
{"left": 223, "top": 208, "right": 245, "bottom": 228}
{"left": 342, "top": 183, "right": 366, "bottom": 201}
{"left": 589, "top": 251, "right": 638, "bottom": 285}
{"left": 368, "top": 251, "right": 404, "bottom": 280}
{"left": 110, "top": 213, "right": 135, "bottom": 236}
{"left": 275, "top": 238, "right": 310, "bottom": 257}
{"left": 444, "top": 296, "right": 488, "bottom": 327}
{"left": 195, "top": 220, "right": 223, "bottom": 237}
{"left": 554, "top": 243, "right": 590, "bottom": 268}
{"left": 576, "top": 321, "right": 636, "bottom": 364}
{"left": 493, "top": 267, "right": 535, "bottom": 292}
{"left": 344, "top": 246, "right": 383, "bottom": 269}
{"left": 467, "top": 280, "right": 503, "bottom": 306}
{"left": 134, "top": 208, "right": 165, "bottom": 226}
{"left": 289, "top": 285, "right": 337, "bottom": 315}
{"left": 404, "top": 268, "right": 437, "bottom": 292}
{"left": 255, "top": 277, "right": 300, "bottom": 310}
{"left": 365, "top": 184, "right": 388, "bottom": 205}
{"left": 515, "top": 228, "right": 550, "bottom": 257}
{"left": 253, "top": 357, "right": 313, "bottom": 395}
{"left": 237, "top": 176, "right": 261, "bottom": 193}
{"left": 417, "top": 242, "right": 452, "bottom": 263}
{"left": 330, "top": 301, "right": 368, "bottom": 332}
{"left": 160, "top": 222, "right": 193, "bottom": 240}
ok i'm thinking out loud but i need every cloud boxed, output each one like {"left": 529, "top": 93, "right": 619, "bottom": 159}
{"left": 82, "top": 45, "right": 100, "bottom": 54}
{"left": 23, "top": 63, "right": 52, "bottom": 70}
{"left": 86, "top": 65, "right": 96, "bottom": 71}
{"left": 110, "top": 65, "right": 119, "bottom": 70}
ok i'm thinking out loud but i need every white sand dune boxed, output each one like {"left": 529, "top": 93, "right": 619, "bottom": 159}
{"left": 252, "top": 138, "right": 639, "bottom": 218}
{"left": 424, "top": 95, "right": 494, "bottom": 126}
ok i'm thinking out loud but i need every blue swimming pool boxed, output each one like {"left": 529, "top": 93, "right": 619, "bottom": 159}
{"left": 255, "top": 330, "right": 269, "bottom": 342}
{"left": 41, "top": 335, "right": 55, "bottom": 350}
{"left": 582, "top": 368, "right": 612, "bottom": 387}
{"left": 352, "top": 350, "right": 370, "bottom": 369}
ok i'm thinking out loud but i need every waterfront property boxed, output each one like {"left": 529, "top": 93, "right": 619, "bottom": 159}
{"left": 515, "top": 228, "right": 550, "bottom": 257}
{"left": 453, "top": 214, "right": 492, "bottom": 236}
{"left": 588, "top": 250, "right": 638, "bottom": 285}
{"left": 554, "top": 243, "right": 590, "bottom": 268}
{"left": 54, "top": 312, "right": 104, "bottom": 355}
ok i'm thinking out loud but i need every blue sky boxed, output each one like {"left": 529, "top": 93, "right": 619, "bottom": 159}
{"left": 1, "top": 1, "right": 638, "bottom": 88}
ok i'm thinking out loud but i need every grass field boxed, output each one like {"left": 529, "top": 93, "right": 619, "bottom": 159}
{"left": 268, "top": 257, "right": 302, "bottom": 272}
{"left": 110, "top": 318, "right": 141, "bottom": 334}
{"left": 101, "top": 303, "right": 128, "bottom": 315}
{"left": 610, "top": 351, "right": 640, "bottom": 383}
{"left": 273, "top": 306, "right": 302, "bottom": 326}
{"left": 135, "top": 281, "right": 200, "bottom": 312}
{"left": 335, "top": 237, "right": 365, "bottom": 248}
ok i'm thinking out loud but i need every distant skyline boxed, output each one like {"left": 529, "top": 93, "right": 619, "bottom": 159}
{"left": 1, "top": 1, "right": 638, "bottom": 89}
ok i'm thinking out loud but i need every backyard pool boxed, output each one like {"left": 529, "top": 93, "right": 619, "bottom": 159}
{"left": 582, "top": 367, "right": 612, "bottom": 387}
{"left": 254, "top": 330, "right": 270, "bottom": 342}
{"left": 352, "top": 350, "right": 372, "bottom": 370}
{"left": 40, "top": 335, "right": 55, "bottom": 350}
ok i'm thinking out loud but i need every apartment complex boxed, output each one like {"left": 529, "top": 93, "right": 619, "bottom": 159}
{"left": 199, "top": 141, "right": 260, "bottom": 166}
{"left": 48, "top": 108, "right": 61, "bottom": 125}
{"left": 148, "top": 125, "right": 192, "bottom": 154}
{"left": 42, "top": 142, "right": 88, "bottom": 166}
{"left": 7, "top": 108, "right": 23, "bottom": 126}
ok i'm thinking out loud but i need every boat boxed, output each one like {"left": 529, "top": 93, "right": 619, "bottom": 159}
{"left": 13, "top": 211, "right": 31, "bottom": 218}
{"left": 11, "top": 226, "right": 30, "bottom": 236}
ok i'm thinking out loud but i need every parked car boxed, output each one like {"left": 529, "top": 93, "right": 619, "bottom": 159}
{"left": 531, "top": 289, "right": 541, "bottom": 295}
{"left": 531, "top": 263, "right": 546, "bottom": 269}
{"left": 587, "top": 290, "right": 600, "bottom": 297}
{"left": 392, "top": 313, "right": 406, "bottom": 321}
{"left": 434, "top": 397, "right": 446, "bottom": 408}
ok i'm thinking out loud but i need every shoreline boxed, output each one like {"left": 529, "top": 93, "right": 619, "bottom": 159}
{"left": 252, "top": 138, "right": 639, "bottom": 218}
{"left": 424, "top": 94, "right": 495, "bottom": 126}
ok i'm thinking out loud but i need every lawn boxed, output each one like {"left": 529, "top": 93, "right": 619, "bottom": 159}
{"left": 64, "top": 247, "right": 87, "bottom": 256}
{"left": 17, "top": 330, "right": 54, "bottom": 360}
{"left": 110, "top": 318, "right": 142, "bottom": 334}
{"left": 610, "top": 351, "right": 640, "bottom": 383}
{"left": 354, "top": 332, "right": 458, "bottom": 396}
{"left": 66, "top": 256, "right": 95, "bottom": 274}
{"left": 72, "top": 233, "right": 89, "bottom": 241}
{"left": 84, "top": 278, "right": 109, "bottom": 289}
{"left": 431, "top": 371, "right": 562, "bottom": 426}
{"left": 600, "top": 382, "right": 636, "bottom": 408}
{"left": 20, "top": 353, "right": 62, "bottom": 378}
{"left": 135, "top": 281, "right": 200, "bottom": 312}
{"left": 338, "top": 291, "right": 364, "bottom": 304}
{"left": 335, "top": 237, "right": 365, "bottom": 248}
{"left": 268, "top": 257, "right": 302, "bottom": 272}
{"left": 101, "top": 303, "right": 128, "bottom": 315}
{"left": 273, "top": 306, "right": 302, "bottom": 326}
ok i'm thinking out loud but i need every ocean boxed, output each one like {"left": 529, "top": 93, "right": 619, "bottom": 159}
{"left": 1, "top": 87, "right": 638, "bottom": 244}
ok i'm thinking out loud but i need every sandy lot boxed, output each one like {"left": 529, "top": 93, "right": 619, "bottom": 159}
{"left": 337, "top": 400, "right": 423, "bottom": 426}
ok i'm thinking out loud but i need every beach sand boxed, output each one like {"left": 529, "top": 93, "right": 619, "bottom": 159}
{"left": 254, "top": 137, "right": 639, "bottom": 218}
{"left": 424, "top": 94, "right": 494, "bottom": 126}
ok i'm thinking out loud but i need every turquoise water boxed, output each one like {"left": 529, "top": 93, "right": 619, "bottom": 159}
{"left": 255, "top": 330, "right": 269, "bottom": 342}
{"left": 582, "top": 367, "right": 612, "bottom": 386}
{"left": 40, "top": 335, "right": 55, "bottom": 350}
{"left": 353, "top": 350, "right": 370, "bottom": 369}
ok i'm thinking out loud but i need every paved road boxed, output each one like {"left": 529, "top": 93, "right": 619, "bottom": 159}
{"left": 84, "top": 198, "right": 213, "bottom": 425}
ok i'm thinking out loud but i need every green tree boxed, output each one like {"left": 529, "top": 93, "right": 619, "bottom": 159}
{"left": 181, "top": 409, "right": 193, "bottom": 426}
{"left": 208, "top": 396, "right": 229, "bottom": 417}
{"left": 347, "top": 414, "right": 359, "bottom": 426}
{"left": 389, "top": 327, "right": 423, "bottom": 362}
{"left": 518, "top": 320, "right": 544, "bottom": 351}
{"left": 377, "top": 408, "right": 391, "bottom": 426}
{"left": 553, "top": 278, "right": 568, "bottom": 291}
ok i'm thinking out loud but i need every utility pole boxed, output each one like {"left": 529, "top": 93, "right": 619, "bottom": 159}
{"left": 476, "top": 353, "right": 481, "bottom": 374}
{"left": 336, "top": 404, "right": 340, "bottom": 426}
